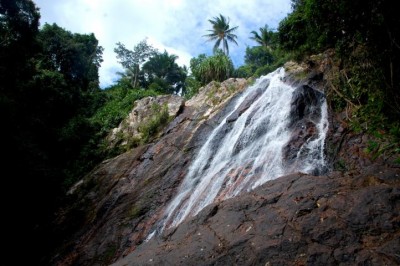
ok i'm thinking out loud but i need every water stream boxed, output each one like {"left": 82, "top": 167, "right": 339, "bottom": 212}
{"left": 155, "top": 67, "right": 328, "bottom": 235}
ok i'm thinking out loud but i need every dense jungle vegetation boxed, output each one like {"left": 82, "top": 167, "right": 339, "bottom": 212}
{"left": 1, "top": 0, "right": 399, "bottom": 264}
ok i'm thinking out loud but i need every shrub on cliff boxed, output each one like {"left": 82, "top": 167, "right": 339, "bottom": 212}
{"left": 190, "top": 50, "right": 234, "bottom": 86}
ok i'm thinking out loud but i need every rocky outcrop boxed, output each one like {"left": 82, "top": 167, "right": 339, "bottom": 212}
{"left": 113, "top": 166, "right": 400, "bottom": 266}
{"left": 107, "top": 95, "right": 184, "bottom": 148}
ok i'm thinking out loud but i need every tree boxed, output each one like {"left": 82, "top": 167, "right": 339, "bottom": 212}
{"left": 245, "top": 46, "right": 274, "bottom": 68}
{"left": 117, "top": 67, "right": 139, "bottom": 88}
{"left": 247, "top": 25, "right": 277, "bottom": 67}
{"left": 38, "top": 23, "right": 103, "bottom": 91}
{"left": 141, "top": 50, "right": 187, "bottom": 94}
{"left": 0, "top": 0, "right": 40, "bottom": 93}
{"left": 203, "top": 14, "right": 238, "bottom": 55}
{"left": 250, "top": 24, "right": 276, "bottom": 51}
{"left": 1, "top": 3, "right": 105, "bottom": 262}
{"left": 189, "top": 53, "right": 207, "bottom": 79}
{"left": 114, "top": 39, "right": 157, "bottom": 87}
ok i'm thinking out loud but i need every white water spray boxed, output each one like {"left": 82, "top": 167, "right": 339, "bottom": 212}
{"left": 158, "top": 67, "right": 328, "bottom": 232}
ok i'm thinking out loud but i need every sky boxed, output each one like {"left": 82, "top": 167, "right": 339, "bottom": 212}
{"left": 33, "top": 0, "right": 292, "bottom": 88}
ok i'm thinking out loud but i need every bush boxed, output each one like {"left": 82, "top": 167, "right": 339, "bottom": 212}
{"left": 183, "top": 76, "right": 202, "bottom": 99}
{"left": 191, "top": 50, "right": 234, "bottom": 85}
{"left": 138, "top": 103, "right": 170, "bottom": 143}
{"left": 90, "top": 83, "right": 159, "bottom": 135}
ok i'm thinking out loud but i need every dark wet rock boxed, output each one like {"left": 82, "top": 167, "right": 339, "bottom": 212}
{"left": 283, "top": 84, "right": 325, "bottom": 168}
{"left": 226, "top": 87, "right": 263, "bottom": 123}
{"left": 289, "top": 85, "right": 324, "bottom": 126}
{"left": 112, "top": 168, "right": 400, "bottom": 266}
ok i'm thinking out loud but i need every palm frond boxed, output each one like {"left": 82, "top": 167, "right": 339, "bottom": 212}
{"left": 225, "top": 26, "right": 238, "bottom": 34}
{"left": 204, "top": 14, "right": 239, "bottom": 55}
{"left": 223, "top": 39, "right": 229, "bottom": 55}
{"left": 226, "top": 35, "right": 238, "bottom": 46}
{"left": 213, "top": 38, "right": 222, "bottom": 53}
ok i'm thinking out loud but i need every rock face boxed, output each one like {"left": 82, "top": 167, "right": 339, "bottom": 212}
{"left": 283, "top": 84, "right": 327, "bottom": 174}
{"left": 52, "top": 55, "right": 400, "bottom": 266}
{"left": 53, "top": 78, "right": 248, "bottom": 265}
{"left": 113, "top": 167, "right": 400, "bottom": 266}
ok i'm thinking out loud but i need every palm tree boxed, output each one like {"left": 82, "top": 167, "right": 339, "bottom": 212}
{"left": 203, "top": 14, "right": 238, "bottom": 55}
{"left": 250, "top": 25, "right": 275, "bottom": 51}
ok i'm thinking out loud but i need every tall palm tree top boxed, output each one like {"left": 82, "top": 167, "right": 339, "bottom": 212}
{"left": 250, "top": 24, "right": 274, "bottom": 50}
{"left": 203, "top": 14, "right": 238, "bottom": 55}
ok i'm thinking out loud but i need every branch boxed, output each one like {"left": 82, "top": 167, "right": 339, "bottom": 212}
{"left": 327, "top": 80, "right": 359, "bottom": 108}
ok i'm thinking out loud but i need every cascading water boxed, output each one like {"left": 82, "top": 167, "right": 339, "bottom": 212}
{"left": 154, "top": 67, "right": 329, "bottom": 235}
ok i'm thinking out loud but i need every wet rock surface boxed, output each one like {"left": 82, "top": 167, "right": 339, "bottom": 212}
{"left": 283, "top": 84, "right": 326, "bottom": 170}
{"left": 113, "top": 167, "right": 400, "bottom": 266}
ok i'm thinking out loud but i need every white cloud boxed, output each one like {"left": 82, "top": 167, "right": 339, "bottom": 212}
{"left": 146, "top": 37, "right": 192, "bottom": 68}
{"left": 34, "top": 0, "right": 292, "bottom": 88}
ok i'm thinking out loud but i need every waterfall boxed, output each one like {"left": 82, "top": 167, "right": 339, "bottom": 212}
{"left": 156, "top": 67, "right": 329, "bottom": 234}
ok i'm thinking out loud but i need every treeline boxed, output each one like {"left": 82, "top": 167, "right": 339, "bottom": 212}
{"left": 1, "top": 1, "right": 104, "bottom": 264}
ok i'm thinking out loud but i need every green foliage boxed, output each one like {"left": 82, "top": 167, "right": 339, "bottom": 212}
{"left": 334, "top": 159, "right": 347, "bottom": 172}
{"left": 141, "top": 50, "right": 187, "bottom": 94}
{"left": 128, "top": 205, "right": 148, "bottom": 219}
{"left": 116, "top": 66, "right": 140, "bottom": 89}
{"left": 253, "top": 64, "right": 277, "bottom": 77}
{"left": 0, "top": 0, "right": 39, "bottom": 80}
{"left": 38, "top": 23, "right": 104, "bottom": 91}
{"left": 0, "top": 1, "right": 107, "bottom": 264}
{"left": 245, "top": 46, "right": 274, "bottom": 67}
{"left": 364, "top": 138, "right": 399, "bottom": 162}
{"left": 190, "top": 54, "right": 207, "bottom": 72}
{"left": 277, "top": 10, "right": 309, "bottom": 53}
{"left": 365, "top": 140, "right": 379, "bottom": 154}
{"left": 106, "top": 101, "right": 171, "bottom": 155}
{"left": 250, "top": 24, "right": 277, "bottom": 50}
{"left": 238, "top": 21, "right": 293, "bottom": 79}
{"left": 91, "top": 82, "right": 159, "bottom": 136}
{"left": 191, "top": 50, "right": 234, "bottom": 85}
{"left": 279, "top": 0, "right": 400, "bottom": 151}
{"left": 240, "top": 45, "right": 293, "bottom": 78}
{"left": 389, "top": 123, "right": 400, "bottom": 140}
{"left": 114, "top": 39, "right": 157, "bottom": 87}
{"left": 326, "top": 45, "right": 389, "bottom": 135}
{"left": 203, "top": 14, "right": 238, "bottom": 55}
{"left": 114, "top": 38, "right": 157, "bottom": 69}
{"left": 235, "top": 65, "right": 254, "bottom": 78}
{"left": 138, "top": 103, "right": 170, "bottom": 143}
{"left": 114, "top": 41, "right": 186, "bottom": 93}
{"left": 183, "top": 76, "right": 202, "bottom": 99}
{"left": 189, "top": 53, "right": 207, "bottom": 81}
